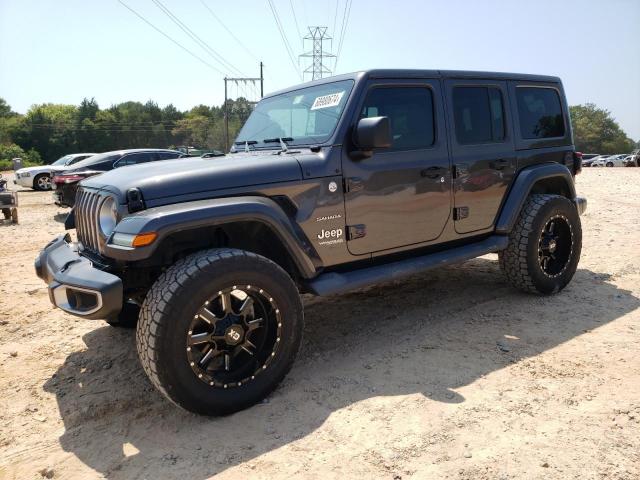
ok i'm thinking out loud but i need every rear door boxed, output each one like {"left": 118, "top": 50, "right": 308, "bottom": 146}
{"left": 444, "top": 79, "right": 516, "bottom": 233}
{"left": 342, "top": 79, "right": 451, "bottom": 255}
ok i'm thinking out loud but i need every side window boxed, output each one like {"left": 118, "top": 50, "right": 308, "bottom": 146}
{"left": 452, "top": 86, "right": 505, "bottom": 145}
{"left": 157, "top": 151, "right": 181, "bottom": 160}
{"left": 360, "top": 87, "right": 435, "bottom": 150}
{"left": 68, "top": 156, "right": 86, "bottom": 165}
{"left": 117, "top": 153, "right": 153, "bottom": 167}
{"left": 91, "top": 161, "right": 114, "bottom": 171}
{"left": 516, "top": 87, "right": 565, "bottom": 139}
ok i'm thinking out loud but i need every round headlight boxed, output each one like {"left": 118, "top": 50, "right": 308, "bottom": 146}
{"left": 98, "top": 197, "right": 118, "bottom": 236}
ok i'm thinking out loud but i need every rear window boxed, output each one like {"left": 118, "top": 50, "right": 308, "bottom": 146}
{"left": 516, "top": 87, "right": 565, "bottom": 139}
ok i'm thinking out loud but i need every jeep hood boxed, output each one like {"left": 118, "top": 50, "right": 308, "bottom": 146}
{"left": 81, "top": 153, "right": 304, "bottom": 202}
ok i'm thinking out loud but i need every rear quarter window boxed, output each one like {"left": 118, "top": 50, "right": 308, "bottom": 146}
{"left": 516, "top": 87, "right": 565, "bottom": 139}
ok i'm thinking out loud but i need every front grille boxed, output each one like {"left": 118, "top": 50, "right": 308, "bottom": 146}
{"left": 75, "top": 188, "right": 103, "bottom": 252}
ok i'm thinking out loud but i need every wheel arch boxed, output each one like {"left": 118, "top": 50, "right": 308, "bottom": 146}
{"left": 495, "top": 163, "right": 576, "bottom": 234}
{"left": 33, "top": 171, "right": 51, "bottom": 189}
{"left": 104, "top": 196, "right": 320, "bottom": 280}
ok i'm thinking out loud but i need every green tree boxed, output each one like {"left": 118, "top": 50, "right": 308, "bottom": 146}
{"left": 570, "top": 103, "right": 635, "bottom": 154}
{"left": 0, "top": 98, "right": 17, "bottom": 118}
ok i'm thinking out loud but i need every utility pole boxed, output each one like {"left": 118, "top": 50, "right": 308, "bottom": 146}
{"left": 224, "top": 77, "right": 229, "bottom": 152}
{"left": 260, "top": 61, "right": 264, "bottom": 98}
{"left": 299, "top": 27, "right": 335, "bottom": 81}
{"left": 223, "top": 63, "right": 264, "bottom": 152}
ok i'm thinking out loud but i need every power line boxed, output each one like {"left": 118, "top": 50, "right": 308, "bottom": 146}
{"left": 334, "top": 0, "right": 352, "bottom": 71}
{"left": 332, "top": 0, "right": 339, "bottom": 39}
{"left": 198, "top": 0, "right": 261, "bottom": 63}
{"left": 266, "top": 0, "right": 302, "bottom": 81}
{"left": 151, "top": 0, "right": 244, "bottom": 76}
{"left": 116, "top": 0, "right": 225, "bottom": 75}
{"left": 289, "top": 0, "right": 303, "bottom": 48}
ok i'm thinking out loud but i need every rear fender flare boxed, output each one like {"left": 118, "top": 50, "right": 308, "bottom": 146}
{"left": 496, "top": 163, "right": 576, "bottom": 234}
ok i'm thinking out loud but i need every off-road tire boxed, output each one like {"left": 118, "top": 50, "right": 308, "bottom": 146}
{"left": 499, "top": 194, "right": 582, "bottom": 295}
{"left": 33, "top": 173, "right": 51, "bottom": 191}
{"left": 106, "top": 301, "right": 140, "bottom": 328}
{"left": 136, "top": 248, "right": 303, "bottom": 415}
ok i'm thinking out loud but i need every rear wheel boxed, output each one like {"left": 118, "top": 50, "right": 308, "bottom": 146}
{"left": 499, "top": 194, "right": 582, "bottom": 294}
{"left": 33, "top": 173, "right": 52, "bottom": 191}
{"left": 606, "top": 162, "right": 614, "bottom": 167}
{"left": 136, "top": 248, "right": 303, "bottom": 415}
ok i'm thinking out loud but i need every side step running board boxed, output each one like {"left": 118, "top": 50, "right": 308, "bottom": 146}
{"left": 305, "top": 235, "right": 509, "bottom": 296}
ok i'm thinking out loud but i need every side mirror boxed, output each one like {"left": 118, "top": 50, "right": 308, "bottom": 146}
{"left": 352, "top": 116, "right": 392, "bottom": 159}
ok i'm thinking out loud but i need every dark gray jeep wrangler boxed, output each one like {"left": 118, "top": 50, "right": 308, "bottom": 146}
{"left": 36, "top": 70, "right": 586, "bottom": 415}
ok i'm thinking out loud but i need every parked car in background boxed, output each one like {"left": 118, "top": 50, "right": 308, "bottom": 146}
{"left": 53, "top": 149, "right": 185, "bottom": 207}
{"left": 587, "top": 155, "right": 610, "bottom": 167}
{"left": 623, "top": 154, "right": 639, "bottom": 167}
{"left": 592, "top": 154, "right": 628, "bottom": 167}
{"left": 580, "top": 153, "right": 599, "bottom": 167}
{"left": 13, "top": 153, "right": 97, "bottom": 190}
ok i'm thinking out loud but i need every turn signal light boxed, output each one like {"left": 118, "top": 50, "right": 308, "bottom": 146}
{"left": 132, "top": 232, "right": 157, "bottom": 247}
{"left": 111, "top": 231, "right": 157, "bottom": 248}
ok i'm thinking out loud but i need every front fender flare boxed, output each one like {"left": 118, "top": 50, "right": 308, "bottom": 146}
{"left": 495, "top": 163, "right": 576, "bottom": 234}
{"left": 104, "top": 196, "right": 319, "bottom": 278}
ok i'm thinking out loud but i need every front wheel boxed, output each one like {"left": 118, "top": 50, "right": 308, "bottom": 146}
{"left": 136, "top": 248, "right": 303, "bottom": 415}
{"left": 499, "top": 194, "right": 582, "bottom": 295}
{"left": 33, "top": 173, "right": 52, "bottom": 191}
{"left": 606, "top": 162, "right": 614, "bottom": 167}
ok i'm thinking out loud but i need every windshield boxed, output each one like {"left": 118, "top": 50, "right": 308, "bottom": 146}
{"left": 52, "top": 155, "right": 73, "bottom": 166}
{"left": 235, "top": 79, "right": 354, "bottom": 148}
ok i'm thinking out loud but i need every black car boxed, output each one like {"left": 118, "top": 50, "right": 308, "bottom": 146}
{"left": 36, "top": 69, "right": 586, "bottom": 415}
{"left": 52, "top": 149, "right": 185, "bottom": 207}
{"left": 580, "top": 153, "right": 599, "bottom": 167}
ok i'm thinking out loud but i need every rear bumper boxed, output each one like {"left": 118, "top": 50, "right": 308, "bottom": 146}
{"left": 574, "top": 196, "right": 587, "bottom": 216}
{"left": 35, "top": 234, "right": 122, "bottom": 320}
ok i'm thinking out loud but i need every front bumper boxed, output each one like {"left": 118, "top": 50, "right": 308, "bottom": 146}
{"left": 35, "top": 234, "right": 122, "bottom": 320}
{"left": 14, "top": 175, "right": 33, "bottom": 188}
{"left": 574, "top": 196, "right": 587, "bottom": 216}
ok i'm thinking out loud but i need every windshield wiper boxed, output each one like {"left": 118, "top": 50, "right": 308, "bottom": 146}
{"left": 263, "top": 137, "right": 293, "bottom": 154}
{"left": 232, "top": 140, "right": 258, "bottom": 153}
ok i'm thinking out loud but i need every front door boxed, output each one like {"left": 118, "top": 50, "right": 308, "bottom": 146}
{"left": 342, "top": 80, "right": 451, "bottom": 255}
{"left": 444, "top": 80, "right": 516, "bottom": 233}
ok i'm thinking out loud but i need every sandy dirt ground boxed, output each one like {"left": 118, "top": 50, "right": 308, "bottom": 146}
{"left": 0, "top": 168, "right": 638, "bottom": 480}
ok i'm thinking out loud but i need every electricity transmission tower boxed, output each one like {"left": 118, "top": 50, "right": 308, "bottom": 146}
{"left": 223, "top": 62, "right": 265, "bottom": 151}
{"left": 299, "top": 26, "right": 335, "bottom": 81}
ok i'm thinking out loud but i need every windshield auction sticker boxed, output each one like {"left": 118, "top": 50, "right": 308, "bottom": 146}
{"left": 310, "top": 91, "right": 345, "bottom": 110}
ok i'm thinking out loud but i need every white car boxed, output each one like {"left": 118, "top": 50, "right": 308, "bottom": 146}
{"left": 13, "top": 153, "right": 97, "bottom": 190}
{"left": 591, "top": 154, "right": 627, "bottom": 167}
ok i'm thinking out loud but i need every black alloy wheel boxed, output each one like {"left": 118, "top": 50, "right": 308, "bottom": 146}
{"left": 537, "top": 215, "right": 573, "bottom": 278}
{"left": 186, "top": 286, "right": 282, "bottom": 389}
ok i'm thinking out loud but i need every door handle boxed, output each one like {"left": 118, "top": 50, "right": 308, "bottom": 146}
{"left": 490, "top": 159, "right": 510, "bottom": 170}
{"left": 421, "top": 166, "right": 447, "bottom": 179}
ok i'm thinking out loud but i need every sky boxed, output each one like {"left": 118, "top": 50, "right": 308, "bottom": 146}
{"left": 1, "top": 0, "right": 639, "bottom": 140}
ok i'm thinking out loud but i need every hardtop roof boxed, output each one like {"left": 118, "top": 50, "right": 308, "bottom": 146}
{"left": 264, "top": 69, "right": 562, "bottom": 98}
